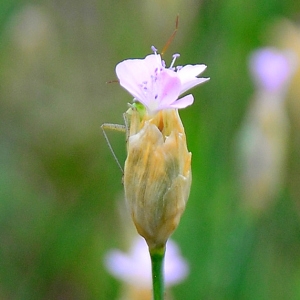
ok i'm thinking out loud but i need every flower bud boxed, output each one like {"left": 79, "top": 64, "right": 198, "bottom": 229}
{"left": 124, "top": 108, "right": 191, "bottom": 250}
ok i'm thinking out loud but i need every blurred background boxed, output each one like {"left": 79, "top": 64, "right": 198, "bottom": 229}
{"left": 1, "top": 0, "right": 300, "bottom": 299}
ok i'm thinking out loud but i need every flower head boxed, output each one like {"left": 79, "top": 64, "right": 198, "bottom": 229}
{"left": 104, "top": 236, "right": 189, "bottom": 288}
{"left": 117, "top": 47, "right": 208, "bottom": 250}
{"left": 116, "top": 48, "right": 209, "bottom": 114}
{"left": 249, "top": 47, "right": 295, "bottom": 92}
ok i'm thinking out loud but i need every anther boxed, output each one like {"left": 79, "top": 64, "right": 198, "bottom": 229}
{"left": 151, "top": 45, "right": 158, "bottom": 54}
{"left": 170, "top": 53, "right": 180, "bottom": 69}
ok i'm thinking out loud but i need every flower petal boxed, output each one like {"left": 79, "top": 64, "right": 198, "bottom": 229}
{"left": 116, "top": 54, "right": 163, "bottom": 106}
{"left": 249, "top": 48, "right": 295, "bottom": 92}
{"left": 181, "top": 77, "right": 210, "bottom": 95}
{"left": 168, "top": 94, "right": 194, "bottom": 109}
{"left": 104, "top": 236, "right": 189, "bottom": 288}
{"left": 177, "top": 64, "right": 209, "bottom": 94}
{"left": 178, "top": 64, "right": 207, "bottom": 78}
{"left": 164, "top": 239, "right": 189, "bottom": 285}
{"left": 104, "top": 250, "right": 133, "bottom": 281}
{"left": 153, "top": 71, "right": 181, "bottom": 111}
{"left": 116, "top": 60, "right": 148, "bottom": 102}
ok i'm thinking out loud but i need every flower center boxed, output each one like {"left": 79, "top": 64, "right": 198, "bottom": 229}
{"left": 136, "top": 47, "right": 183, "bottom": 113}
{"left": 139, "top": 66, "right": 164, "bottom": 112}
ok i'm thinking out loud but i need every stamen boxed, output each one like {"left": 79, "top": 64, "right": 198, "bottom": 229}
{"left": 170, "top": 53, "right": 180, "bottom": 69}
{"left": 151, "top": 45, "right": 158, "bottom": 54}
{"left": 152, "top": 48, "right": 163, "bottom": 70}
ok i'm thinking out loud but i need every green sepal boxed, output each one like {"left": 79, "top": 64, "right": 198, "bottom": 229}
{"left": 126, "top": 101, "right": 146, "bottom": 120}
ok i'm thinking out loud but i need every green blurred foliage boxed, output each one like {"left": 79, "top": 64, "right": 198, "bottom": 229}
{"left": 1, "top": 0, "right": 300, "bottom": 299}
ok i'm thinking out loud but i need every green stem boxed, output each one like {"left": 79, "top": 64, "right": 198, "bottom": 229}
{"left": 150, "top": 245, "right": 166, "bottom": 300}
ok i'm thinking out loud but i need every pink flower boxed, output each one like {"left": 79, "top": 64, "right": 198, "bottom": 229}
{"left": 115, "top": 50, "right": 209, "bottom": 114}
{"left": 104, "top": 236, "right": 189, "bottom": 288}
{"left": 249, "top": 48, "right": 296, "bottom": 92}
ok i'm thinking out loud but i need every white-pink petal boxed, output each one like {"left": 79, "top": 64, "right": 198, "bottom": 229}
{"left": 181, "top": 77, "right": 210, "bottom": 95}
{"left": 168, "top": 94, "right": 194, "bottom": 109}
{"left": 116, "top": 61, "right": 150, "bottom": 103}
{"left": 177, "top": 64, "right": 208, "bottom": 94}
{"left": 178, "top": 64, "right": 207, "bottom": 79}
{"left": 152, "top": 71, "right": 181, "bottom": 111}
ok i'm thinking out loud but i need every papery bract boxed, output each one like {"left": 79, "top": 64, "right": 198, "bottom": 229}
{"left": 124, "top": 108, "right": 192, "bottom": 250}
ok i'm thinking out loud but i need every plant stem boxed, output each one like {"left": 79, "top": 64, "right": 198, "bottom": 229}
{"left": 150, "top": 245, "right": 166, "bottom": 300}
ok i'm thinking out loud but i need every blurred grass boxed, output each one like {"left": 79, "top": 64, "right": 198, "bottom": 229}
{"left": 1, "top": 0, "right": 300, "bottom": 299}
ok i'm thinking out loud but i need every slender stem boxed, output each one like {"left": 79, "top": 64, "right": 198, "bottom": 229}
{"left": 150, "top": 245, "right": 166, "bottom": 300}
